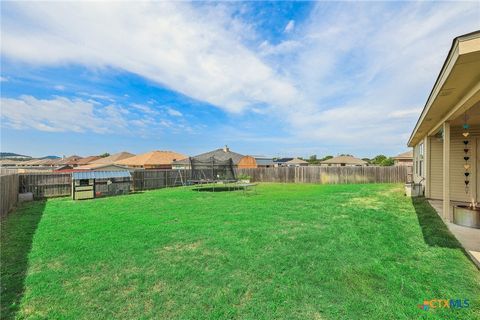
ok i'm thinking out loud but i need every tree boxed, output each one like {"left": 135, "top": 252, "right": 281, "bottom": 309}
{"left": 307, "top": 155, "right": 319, "bottom": 165}
{"left": 381, "top": 157, "right": 394, "bottom": 166}
{"left": 320, "top": 155, "right": 333, "bottom": 162}
{"left": 371, "top": 155, "right": 387, "bottom": 165}
{"left": 371, "top": 155, "right": 394, "bottom": 166}
{"left": 99, "top": 152, "right": 110, "bottom": 158}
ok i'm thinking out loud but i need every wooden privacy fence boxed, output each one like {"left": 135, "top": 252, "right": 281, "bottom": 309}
{"left": 1, "top": 173, "right": 19, "bottom": 217}
{"left": 236, "top": 166, "right": 410, "bottom": 184}
{"left": 131, "top": 170, "right": 188, "bottom": 191}
{"left": 17, "top": 170, "right": 190, "bottom": 198}
{"left": 12, "top": 166, "right": 409, "bottom": 200}
{"left": 19, "top": 173, "right": 72, "bottom": 198}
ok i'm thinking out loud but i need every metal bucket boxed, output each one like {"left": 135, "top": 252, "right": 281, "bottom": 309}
{"left": 453, "top": 206, "right": 480, "bottom": 229}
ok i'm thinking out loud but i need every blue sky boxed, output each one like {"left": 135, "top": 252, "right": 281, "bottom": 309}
{"left": 1, "top": 1, "right": 479, "bottom": 158}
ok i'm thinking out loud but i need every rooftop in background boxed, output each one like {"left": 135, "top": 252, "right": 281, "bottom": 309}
{"left": 393, "top": 151, "right": 413, "bottom": 159}
{"left": 115, "top": 150, "right": 187, "bottom": 167}
{"left": 320, "top": 155, "right": 368, "bottom": 165}
{"left": 75, "top": 156, "right": 102, "bottom": 166}
{"left": 56, "top": 155, "right": 83, "bottom": 165}
{"left": 173, "top": 145, "right": 244, "bottom": 165}
{"left": 286, "top": 158, "right": 309, "bottom": 165}
{"left": 90, "top": 152, "right": 135, "bottom": 165}
{"left": 273, "top": 158, "right": 294, "bottom": 163}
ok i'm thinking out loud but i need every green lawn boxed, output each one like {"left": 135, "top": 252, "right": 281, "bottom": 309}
{"left": 1, "top": 183, "right": 479, "bottom": 319}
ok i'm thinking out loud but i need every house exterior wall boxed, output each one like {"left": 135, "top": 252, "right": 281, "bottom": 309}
{"left": 394, "top": 159, "right": 413, "bottom": 166}
{"left": 412, "top": 138, "right": 426, "bottom": 184}
{"left": 415, "top": 125, "right": 479, "bottom": 202}
{"left": 428, "top": 137, "right": 444, "bottom": 199}
{"left": 449, "top": 126, "right": 478, "bottom": 202}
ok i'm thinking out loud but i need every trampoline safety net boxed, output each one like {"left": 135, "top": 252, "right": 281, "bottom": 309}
{"left": 189, "top": 157, "right": 236, "bottom": 181}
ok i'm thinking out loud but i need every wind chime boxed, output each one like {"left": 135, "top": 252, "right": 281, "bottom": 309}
{"left": 463, "top": 113, "right": 470, "bottom": 194}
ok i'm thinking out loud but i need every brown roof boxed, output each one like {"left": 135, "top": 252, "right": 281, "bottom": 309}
{"left": 286, "top": 158, "right": 309, "bottom": 164}
{"left": 320, "top": 155, "right": 367, "bottom": 165}
{"left": 115, "top": 150, "right": 187, "bottom": 166}
{"left": 57, "top": 155, "right": 83, "bottom": 165}
{"left": 393, "top": 150, "right": 413, "bottom": 160}
{"left": 75, "top": 156, "right": 102, "bottom": 165}
{"left": 90, "top": 152, "right": 135, "bottom": 165}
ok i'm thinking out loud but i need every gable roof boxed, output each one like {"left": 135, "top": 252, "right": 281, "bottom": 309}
{"left": 320, "top": 155, "right": 367, "bottom": 165}
{"left": 56, "top": 155, "right": 83, "bottom": 165}
{"left": 115, "top": 150, "right": 187, "bottom": 166}
{"left": 286, "top": 158, "right": 308, "bottom": 164}
{"left": 408, "top": 30, "right": 480, "bottom": 147}
{"left": 90, "top": 152, "right": 135, "bottom": 165}
{"left": 173, "top": 148, "right": 245, "bottom": 165}
{"left": 75, "top": 156, "right": 102, "bottom": 165}
{"left": 393, "top": 150, "right": 413, "bottom": 160}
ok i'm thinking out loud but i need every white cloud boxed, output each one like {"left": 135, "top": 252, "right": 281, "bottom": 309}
{"left": 54, "top": 84, "right": 65, "bottom": 90}
{"left": 166, "top": 107, "right": 182, "bottom": 117}
{"left": 1, "top": 2, "right": 478, "bottom": 155}
{"left": 284, "top": 20, "right": 295, "bottom": 33}
{"left": 0, "top": 76, "right": 8, "bottom": 82}
{"left": 389, "top": 108, "right": 422, "bottom": 119}
{"left": 1, "top": 2, "right": 300, "bottom": 114}
{"left": 0, "top": 95, "right": 192, "bottom": 135}
{"left": 1, "top": 95, "right": 119, "bottom": 133}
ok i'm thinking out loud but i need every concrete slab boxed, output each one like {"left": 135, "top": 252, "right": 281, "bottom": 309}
{"left": 428, "top": 199, "right": 480, "bottom": 269}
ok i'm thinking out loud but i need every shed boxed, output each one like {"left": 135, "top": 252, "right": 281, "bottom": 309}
{"left": 72, "top": 171, "right": 131, "bottom": 200}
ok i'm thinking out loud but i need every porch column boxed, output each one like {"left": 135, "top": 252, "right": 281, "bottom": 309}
{"left": 442, "top": 121, "right": 450, "bottom": 220}
{"left": 424, "top": 137, "right": 430, "bottom": 198}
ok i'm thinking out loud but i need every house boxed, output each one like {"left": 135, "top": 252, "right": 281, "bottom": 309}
{"left": 273, "top": 158, "right": 294, "bottom": 167}
{"left": 56, "top": 155, "right": 83, "bottom": 167}
{"left": 254, "top": 156, "right": 275, "bottom": 168}
{"left": 74, "top": 156, "right": 102, "bottom": 166}
{"left": 89, "top": 152, "right": 135, "bottom": 165}
{"left": 319, "top": 155, "right": 368, "bottom": 167}
{"left": 393, "top": 151, "right": 413, "bottom": 166}
{"left": 285, "top": 158, "right": 309, "bottom": 167}
{"left": 115, "top": 150, "right": 187, "bottom": 169}
{"left": 172, "top": 146, "right": 257, "bottom": 169}
{"left": 407, "top": 31, "right": 480, "bottom": 220}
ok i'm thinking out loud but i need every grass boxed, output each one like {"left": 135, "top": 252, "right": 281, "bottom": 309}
{"left": 1, "top": 183, "right": 479, "bottom": 319}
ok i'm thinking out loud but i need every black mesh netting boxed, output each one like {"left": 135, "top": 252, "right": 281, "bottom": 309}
{"left": 189, "top": 157, "right": 236, "bottom": 181}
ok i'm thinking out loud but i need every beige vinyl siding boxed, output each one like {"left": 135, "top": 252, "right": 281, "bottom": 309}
{"left": 449, "top": 126, "right": 478, "bottom": 202}
{"left": 429, "top": 137, "right": 443, "bottom": 199}
{"left": 412, "top": 138, "right": 425, "bottom": 183}
{"left": 477, "top": 138, "right": 480, "bottom": 201}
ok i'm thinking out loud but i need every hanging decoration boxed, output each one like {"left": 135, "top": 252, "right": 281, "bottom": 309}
{"left": 463, "top": 113, "right": 470, "bottom": 194}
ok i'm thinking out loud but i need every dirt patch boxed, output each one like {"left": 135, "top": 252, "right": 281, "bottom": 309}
{"left": 345, "top": 197, "right": 381, "bottom": 209}
{"left": 163, "top": 240, "right": 203, "bottom": 252}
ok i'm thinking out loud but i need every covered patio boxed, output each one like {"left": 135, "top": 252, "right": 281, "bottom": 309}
{"left": 408, "top": 31, "right": 480, "bottom": 267}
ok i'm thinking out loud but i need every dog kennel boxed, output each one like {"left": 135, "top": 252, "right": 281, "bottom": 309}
{"left": 72, "top": 171, "right": 132, "bottom": 200}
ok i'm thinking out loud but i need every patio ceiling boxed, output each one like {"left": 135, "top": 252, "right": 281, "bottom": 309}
{"left": 408, "top": 31, "right": 480, "bottom": 147}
